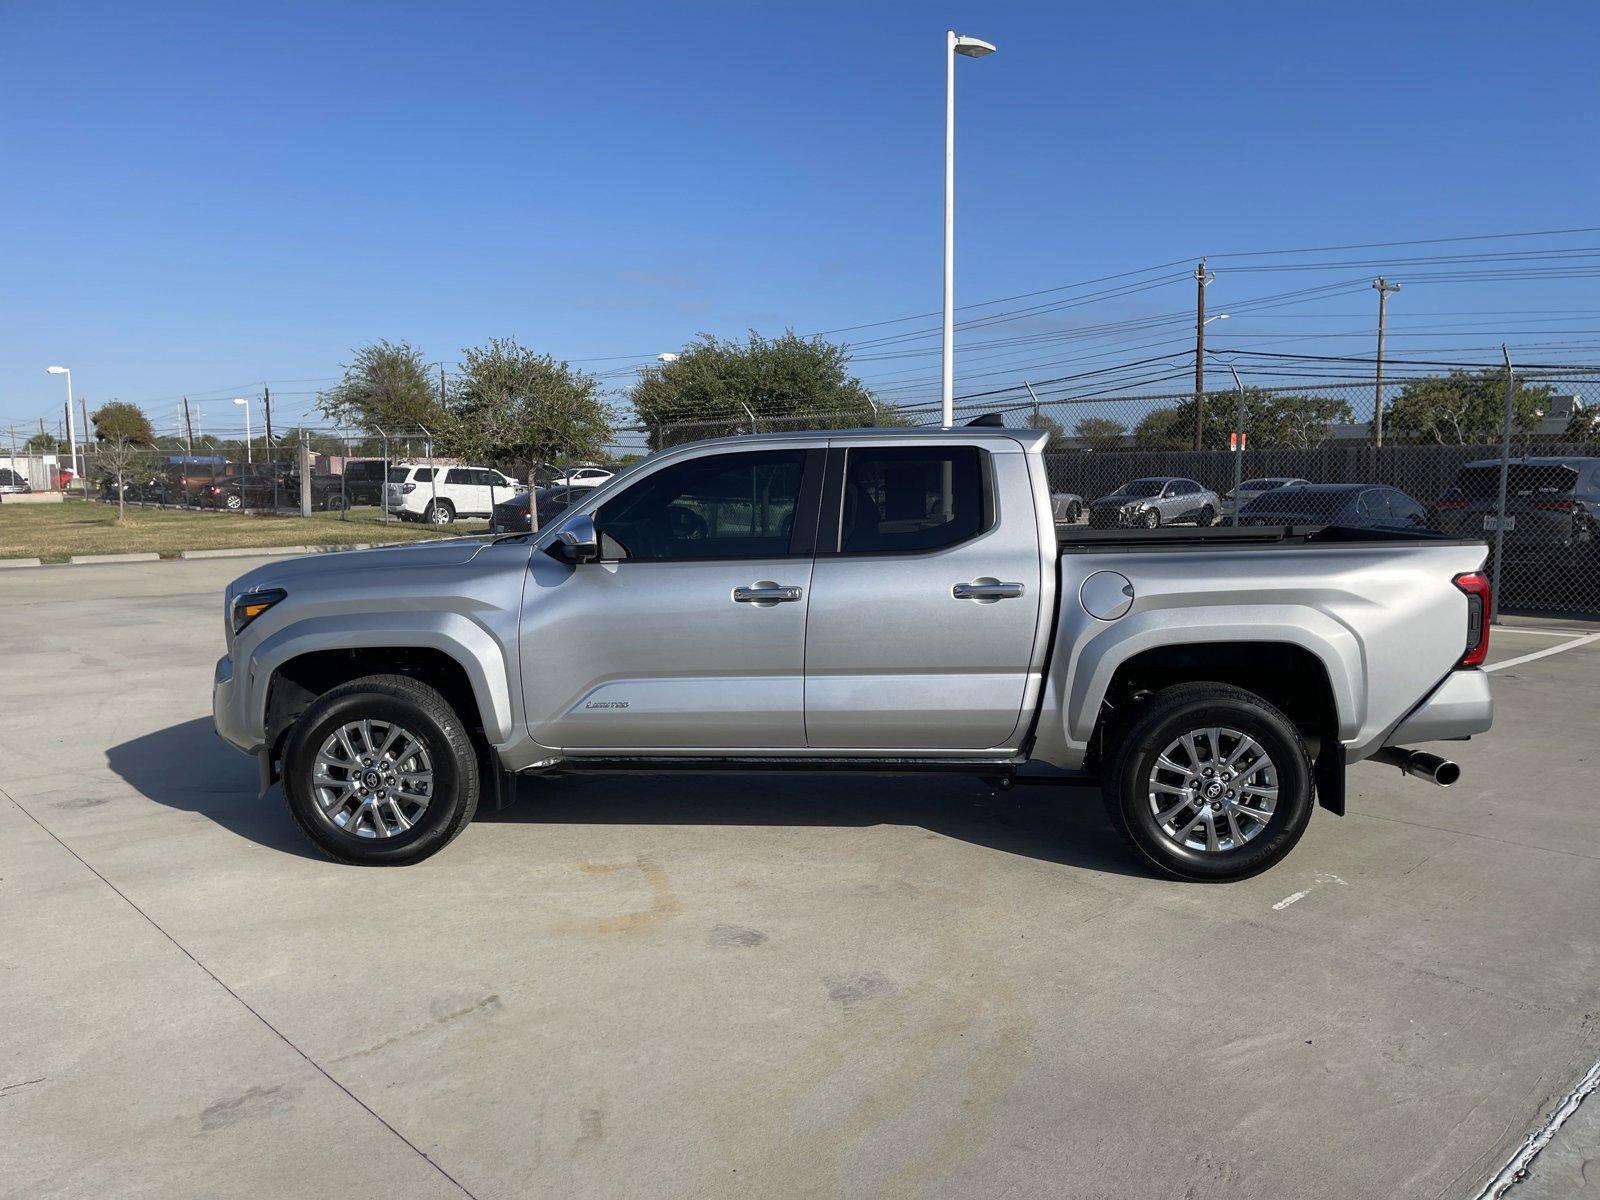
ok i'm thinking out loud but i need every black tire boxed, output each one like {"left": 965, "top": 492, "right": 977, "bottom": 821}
{"left": 1066, "top": 501, "right": 1081, "bottom": 525}
{"left": 1101, "top": 682, "right": 1313, "bottom": 882}
{"left": 1141, "top": 508, "right": 1160, "bottom": 529}
{"left": 425, "top": 500, "right": 455, "bottom": 526}
{"left": 1197, "top": 505, "right": 1216, "bottom": 527}
{"left": 223, "top": 493, "right": 243, "bottom": 511}
{"left": 324, "top": 494, "right": 345, "bottom": 512}
{"left": 281, "top": 674, "right": 480, "bottom": 865}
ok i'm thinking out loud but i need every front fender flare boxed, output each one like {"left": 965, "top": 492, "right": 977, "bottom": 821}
{"left": 247, "top": 612, "right": 514, "bottom": 746}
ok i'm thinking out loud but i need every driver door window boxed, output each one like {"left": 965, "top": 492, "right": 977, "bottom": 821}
{"left": 596, "top": 450, "right": 807, "bottom": 561}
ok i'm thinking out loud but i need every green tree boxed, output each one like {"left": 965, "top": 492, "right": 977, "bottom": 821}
{"left": 318, "top": 340, "right": 445, "bottom": 435}
{"left": 1385, "top": 369, "right": 1553, "bottom": 445}
{"left": 1135, "top": 390, "right": 1353, "bottom": 451}
{"left": 1072, "top": 416, "right": 1128, "bottom": 451}
{"left": 90, "top": 401, "right": 155, "bottom": 523}
{"left": 1133, "top": 405, "right": 1184, "bottom": 449}
{"left": 90, "top": 401, "right": 155, "bottom": 445}
{"left": 25, "top": 431, "right": 58, "bottom": 453}
{"left": 631, "top": 330, "right": 876, "bottom": 449}
{"left": 450, "top": 338, "right": 612, "bottom": 524}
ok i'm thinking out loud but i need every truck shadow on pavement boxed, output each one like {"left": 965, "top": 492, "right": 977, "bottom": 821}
{"left": 107, "top": 718, "right": 1146, "bottom": 876}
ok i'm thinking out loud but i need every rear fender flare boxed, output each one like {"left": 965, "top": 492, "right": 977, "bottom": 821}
{"left": 1063, "top": 607, "right": 1361, "bottom": 746}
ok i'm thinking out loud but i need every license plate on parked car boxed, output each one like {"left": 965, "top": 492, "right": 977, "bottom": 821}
{"left": 1483, "top": 515, "right": 1515, "bottom": 532}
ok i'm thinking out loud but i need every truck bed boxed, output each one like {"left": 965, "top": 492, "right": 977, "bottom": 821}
{"left": 1057, "top": 523, "right": 1467, "bottom": 552}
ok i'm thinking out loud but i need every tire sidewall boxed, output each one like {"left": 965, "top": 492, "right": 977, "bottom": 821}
{"left": 1114, "top": 694, "right": 1312, "bottom": 881}
{"left": 283, "top": 687, "right": 471, "bottom": 865}
{"left": 1142, "top": 509, "right": 1160, "bottom": 528}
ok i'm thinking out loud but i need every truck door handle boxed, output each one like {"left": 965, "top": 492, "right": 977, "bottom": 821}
{"left": 733, "top": 583, "right": 803, "bottom": 605}
{"left": 953, "top": 580, "right": 1026, "bottom": 601}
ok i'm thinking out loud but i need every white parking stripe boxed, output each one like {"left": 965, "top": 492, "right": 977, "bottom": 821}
{"left": 1484, "top": 633, "right": 1600, "bottom": 673}
{"left": 1492, "top": 626, "right": 1600, "bottom": 638}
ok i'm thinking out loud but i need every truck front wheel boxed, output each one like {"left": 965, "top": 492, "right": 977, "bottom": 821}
{"left": 1101, "top": 682, "right": 1313, "bottom": 882}
{"left": 281, "top": 674, "right": 480, "bottom": 865}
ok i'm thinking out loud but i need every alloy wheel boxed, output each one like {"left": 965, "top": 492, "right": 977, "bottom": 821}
{"left": 1147, "top": 725, "right": 1277, "bottom": 852}
{"left": 312, "top": 719, "right": 434, "bottom": 838}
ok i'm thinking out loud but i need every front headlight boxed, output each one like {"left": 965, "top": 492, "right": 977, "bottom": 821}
{"left": 232, "top": 588, "right": 286, "bottom": 634}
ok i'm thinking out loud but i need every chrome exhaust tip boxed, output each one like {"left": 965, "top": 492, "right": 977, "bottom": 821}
{"left": 1371, "top": 747, "right": 1460, "bottom": 786}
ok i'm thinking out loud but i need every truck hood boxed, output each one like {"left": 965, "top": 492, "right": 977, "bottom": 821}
{"left": 228, "top": 536, "right": 490, "bottom": 596}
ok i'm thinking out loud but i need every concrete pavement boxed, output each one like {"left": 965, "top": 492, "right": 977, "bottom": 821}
{"left": 2, "top": 557, "right": 1597, "bottom": 1198}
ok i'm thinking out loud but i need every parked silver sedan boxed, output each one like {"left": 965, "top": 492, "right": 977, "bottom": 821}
{"left": 1088, "top": 477, "right": 1221, "bottom": 528}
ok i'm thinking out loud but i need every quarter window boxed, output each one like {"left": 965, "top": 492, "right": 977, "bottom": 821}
{"left": 596, "top": 450, "right": 805, "bottom": 561}
{"left": 839, "top": 446, "right": 985, "bottom": 554}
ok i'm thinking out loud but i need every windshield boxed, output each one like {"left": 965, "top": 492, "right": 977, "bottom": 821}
{"left": 1241, "top": 478, "right": 1295, "bottom": 491}
{"left": 1117, "top": 480, "right": 1165, "bottom": 498}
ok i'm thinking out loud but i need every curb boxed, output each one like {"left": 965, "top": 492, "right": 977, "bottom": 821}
{"left": 3, "top": 540, "right": 427, "bottom": 569}
{"left": 67, "top": 552, "right": 162, "bottom": 565}
{"left": 178, "top": 544, "right": 375, "bottom": 560}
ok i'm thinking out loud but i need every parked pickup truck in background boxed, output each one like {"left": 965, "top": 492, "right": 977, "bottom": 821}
{"left": 214, "top": 423, "right": 1494, "bottom": 880}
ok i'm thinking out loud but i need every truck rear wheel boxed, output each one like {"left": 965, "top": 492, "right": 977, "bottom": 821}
{"left": 281, "top": 674, "right": 480, "bottom": 865}
{"left": 1101, "top": 682, "right": 1313, "bottom": 881}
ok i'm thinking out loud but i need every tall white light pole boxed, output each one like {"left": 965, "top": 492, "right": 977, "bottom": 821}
{"left": 45, "top": 366, "right": 79, "bottom": 490}
{"left": 942, "top": 30, "right": 997, "bottom": 427}
{"left": 232, "top": 397, "right": 253, "bottom": 464}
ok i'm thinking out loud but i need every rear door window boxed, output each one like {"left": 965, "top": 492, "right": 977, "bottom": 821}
{"left": 838, "top": 446, "right": 986, "bottom": 554}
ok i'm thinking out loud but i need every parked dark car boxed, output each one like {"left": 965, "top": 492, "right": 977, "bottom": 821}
{"left": 489, "top": 485, "right": 579, "bottom": 535}
{"left": 337, "top": 459, "right": 389, "bottom": 507}
{"left": 0, "top": 467, "right": 33, "bottom": 494}
{"left": 1239, "top": 484, "right": 1428, "bottom": 530}
{"left": 1430, "top": 457, "right": 1600, "bottom": 570}
{"left": 199, "top": 465, "right": 307, "bottom": 510}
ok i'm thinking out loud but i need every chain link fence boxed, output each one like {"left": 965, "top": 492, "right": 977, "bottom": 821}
{"left": 633, "top": 369, "right": 1600, "bottom": 619}
{"left": 19, "top": 367, "right": 1600, "bottom": 619}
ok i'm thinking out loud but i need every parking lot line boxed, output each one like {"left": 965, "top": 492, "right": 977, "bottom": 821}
{"left": 1484, "top": 633, "right": 1600, "bottom": 673}
{"left": 1491, "top": 627, "right": 1600, "bottom": 639}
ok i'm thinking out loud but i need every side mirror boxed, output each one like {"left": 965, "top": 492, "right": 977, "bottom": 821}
{"left": 556, "top": 513, "right": 600, "bottom": 563}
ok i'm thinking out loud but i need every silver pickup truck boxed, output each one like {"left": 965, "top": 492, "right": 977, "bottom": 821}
{"left": 213, "top": 424, "right": 1494, "bottom": 880}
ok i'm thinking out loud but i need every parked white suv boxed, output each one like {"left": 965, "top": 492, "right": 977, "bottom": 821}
{"left": 549, "top": 465, "right": 613, "bottom": 489}
{"left": 385, "top": 464, "right": 524, "bottom": 525}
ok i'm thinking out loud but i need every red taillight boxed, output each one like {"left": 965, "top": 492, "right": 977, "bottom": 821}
{"left": 1528, "top": 498, "right": 1573, "bottom": 511}
{"left": 1434, "top": 498, "right": 1468, "bottom": 510}
{"left": 1453, "top": 571, "right": 1491, "bottom": 668}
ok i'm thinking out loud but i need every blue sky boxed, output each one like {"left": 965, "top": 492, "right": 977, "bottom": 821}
{"left": 3, "top": 0, "right": 1598, "bottom": 441}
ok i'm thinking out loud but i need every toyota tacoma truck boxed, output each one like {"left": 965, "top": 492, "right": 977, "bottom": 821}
{"left": 213, "top": 423, "right": 1494, "bottom": 880}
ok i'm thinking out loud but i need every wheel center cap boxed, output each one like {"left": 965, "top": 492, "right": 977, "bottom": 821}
{"left": 1205, "top": 781, "right": 1224, "bottom": 799}
{"left": 362, "top": 769, "right": 382, "bottom": 789}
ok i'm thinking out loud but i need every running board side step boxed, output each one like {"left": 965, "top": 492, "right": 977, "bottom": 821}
{"left": 538, "top": 755, "right": 1026, "bottom": 777}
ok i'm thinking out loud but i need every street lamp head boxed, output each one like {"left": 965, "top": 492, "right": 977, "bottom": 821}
{"left": 952, "top": 34, "right": 997, "bottom": 58}
{"left": 46, "top": 365, "right": 69, "bottom": 375}
{"left": 1207, "top": 313, "right": 1230, "bottom": 325}
{"left": 231, "top": 397, "right": 248, "bottom": 406}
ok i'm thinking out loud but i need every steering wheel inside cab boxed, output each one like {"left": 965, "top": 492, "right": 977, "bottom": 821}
{"left": 664, "top": 504, "right": 708, "bottom": 541}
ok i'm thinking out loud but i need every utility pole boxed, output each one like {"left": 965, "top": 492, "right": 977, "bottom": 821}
{"left": 262, "top": 387, "right": 274, "bottom": 457}
{"left": 1193, "top": 260, "right": 1211, "bottom": 450}
{"left": 1372, "top": 277, "right": 1401, "bottom": 448}
{"left": 63, "top": 402, "right": 74, "bottom": 487}
{"left": 182, "top": 397, "right": 195, "bottom": 506}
